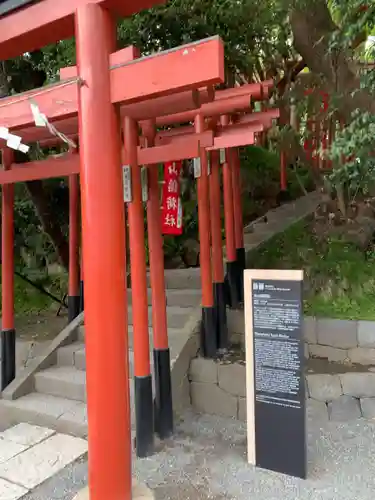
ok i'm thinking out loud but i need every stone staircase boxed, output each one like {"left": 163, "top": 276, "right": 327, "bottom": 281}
{"left": 0, "top": 280, "right": 203, "bottom": 437}
{"left": 0, "top": 191, "right": 321, "bottom": 438}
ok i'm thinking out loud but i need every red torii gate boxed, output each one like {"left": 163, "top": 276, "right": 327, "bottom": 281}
{"left": 0, "top": 2, "right": 279, "bottom": 498}
{"left": 152, "top": 90, "right": 279, "bottom": 318}
{"left": 2, "top": 82, "right": 276, "bottom": 361}
{"left": 0, "top": 74, "right": 278, "bottom": 391}
{"left": 0, "top": 1, "right": 226, "bottom": 499}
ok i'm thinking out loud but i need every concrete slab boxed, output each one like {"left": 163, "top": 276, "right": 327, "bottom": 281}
{"left": 0, "top": 440, "right": 27, "bottom": 465}
{"left": 0, "top": 477, "right": 28, "bottom": 500}
{"left": 0, "top": 423, "right": 55, "bottom": 447}
{"left": 0, "top": 433, "right": 87, "bottom": 490}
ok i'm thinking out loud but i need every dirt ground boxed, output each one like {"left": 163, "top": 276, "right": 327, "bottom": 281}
{"left": 13, "top": 310, "right": 69, "bottom": 341}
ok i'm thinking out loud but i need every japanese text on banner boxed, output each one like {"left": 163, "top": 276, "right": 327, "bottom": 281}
{"left": 161, "top": 161, "right": 183, "bottom": 235}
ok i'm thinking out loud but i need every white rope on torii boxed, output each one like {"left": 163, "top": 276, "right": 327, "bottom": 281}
{"left": 29, "top": 99, "right": 77, "bottom": 150}
{"left": 0, "top": 77, "right": 82, "bottom": 154}
{"left": 0, "top": 126, "right": 30, "bottom": 154}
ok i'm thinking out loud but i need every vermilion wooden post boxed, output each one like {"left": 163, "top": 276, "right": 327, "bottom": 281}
{"left": 68, "top": 173, "right": 80, "bottom": 322}
{"left": 124, "top": 116, "right": 154, "bottom": 457}
{"left": 75, "top": 5, "right": 132, "bottom": 500}
{"left": 209, "top": 150, "right": 228, "bottom": 350}
{"left": 1, "top": 148, "right": 15, "bottom": 391}
{"left": 221, "top": 116, "right": 240, "bottom": 309}
{"left": 231, "top": 147, "right": 245, "bottom": 303}
{"left": 195, "top": 113, "right": 217, "bottom": 358}
{"left": 142, "top": 120, "right": 173, "bottom": 439}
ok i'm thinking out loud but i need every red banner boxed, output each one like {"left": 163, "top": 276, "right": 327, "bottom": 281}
{"left": 161, "top": 161, "right": 183, "bottom": 235}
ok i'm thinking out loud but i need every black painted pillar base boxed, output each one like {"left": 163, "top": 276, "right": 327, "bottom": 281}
{"left": 236, "top": 247, "right": 246, "bottom": 303}
{"left": 79, "top": 280, "right": 84, "bottom": 314}
{"left": 154, "top": 348, "right": 174, "bottom": 439}
{"left": 1, "top": 329, "right": 16, "bottom": 391}
{"left": 277, "top": 190, "right": 291, "bottom": 204}
{"left": 213, "top": 282, "right": 228, "bottom": 351}
{"left": 201, "top": 306, "right": 217, "bottom": 358}
{"left": 134, "top": 374, "right": 154, "bottom": 458}
{"left": 226, "top": 261, "right": 241, "bottom": 309}
{"left": 68, "top": 296, "right": 80, "bottom": 323}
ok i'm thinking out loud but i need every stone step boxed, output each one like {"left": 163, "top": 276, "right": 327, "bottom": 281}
{"left": 77, "top": 305, "right": 194, "bottom": 331}
{"left": 129, "top": 305, "right": 194, "bottom": 329}
{"left": 0, "top": 393, "right": 89, "bottom": 438}
{"left": 77, "top": 325, "right": 186, "bottom": 343}
{"left": 127, "top": 288, "right": 201, "bottom": 308}
{"left": 35, "top": 361, "right": 146, "bottom": 402}
{"left": 34, "top": 366, "right": 87, "bottom": 402}
{"left": 57, "top": 342, "right": 153, "bottom": 374}
{"left": 57, "top": 342, "right": 87, "bottom": 371}
{"left": 62, "top": 321, "right": 187, "bottom": 368}
{"left": 0, "top": 391, "right": 136, "bottom": 439}
{"left": 147, "top": 268, "right": 201, "bottom": 290}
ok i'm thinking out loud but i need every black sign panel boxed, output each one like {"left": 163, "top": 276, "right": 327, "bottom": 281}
{"left": 0, "top": 0, "right": 39, "bottom": 17}
{"left": 252, "top": 279, "right": 306, "bottom": 479}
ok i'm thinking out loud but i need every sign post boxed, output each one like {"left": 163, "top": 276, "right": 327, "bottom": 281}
{"left": 244, "top": 269, "right": 306, "bottom": 479}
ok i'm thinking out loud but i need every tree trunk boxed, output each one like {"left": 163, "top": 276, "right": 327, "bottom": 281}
{"left": 25, "top": 181, "right": 70, "bottom": 270}
{"left": 289, "top": 0, "right": 375, "bottom": 119}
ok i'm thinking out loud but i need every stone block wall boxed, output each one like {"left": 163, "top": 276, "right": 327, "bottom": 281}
{"left": 305, "top": 318, "right": 375, "bottom": 364}
{"left": 306, "top": 373, "right": 375, "bottom": 420}
{"left": 189, "top": 358, "right": 247, "bottom": 421}
{"left": 189, "top": 357, "right": 375, "bottom": 423}
{"left": 189, "top": 314, "right": 375, "bottom": 423}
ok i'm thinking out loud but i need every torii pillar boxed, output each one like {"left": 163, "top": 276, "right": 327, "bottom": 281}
{"left": 75, "top": 5, "right": 131, "bottom": 499}
{"left": 1, "top": 149, "right": 15, "bottom": 391}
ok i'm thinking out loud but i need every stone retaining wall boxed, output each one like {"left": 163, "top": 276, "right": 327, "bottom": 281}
{"left": 228, "top": 310, "right": 375, "bottom": 365}
{"left": 189, "top": 357, "right": 375, "bottom": 423}
{"left": 305, "top": 317, "right": 375, "bottom": 364}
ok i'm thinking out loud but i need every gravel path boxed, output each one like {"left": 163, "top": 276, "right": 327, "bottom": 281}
{"left": 22, "top": 402, "right": 375, "bottom": 500}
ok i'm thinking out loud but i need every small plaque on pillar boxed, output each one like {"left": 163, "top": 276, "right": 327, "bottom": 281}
{"left": 122, "top": 165, "right": 132, "bottom": 202}
{"left": 219, "top": 148, "right": 226, "bottom": 164}
{"left": 193, "top": 157, "right": 201, "bottom": 178}
{"left": 244, "top": 269, "right": 306, "bottom": 479}
{"left": 141, "top": 166, "right": 149, "bottom": 202}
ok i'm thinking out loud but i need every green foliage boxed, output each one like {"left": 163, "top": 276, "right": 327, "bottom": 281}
{"left": 252, "top": 219, "right": 375, "bottom": 320}
{"left": 326, "top": 38, "right": 375, "bottom": 200}
{"left": 160, "top": 146, "right": 311, "bottom": 263}
{"left": 241, "top": 145, "right": 313, "bottom": 204}
{"left": 328, "top": 109, "right": 375, "bottom": 199}
{"left": 117, "top": 0, "right": 290, "bottom": 81}
{"left": 329, "top": 0, "right": 375, "bottom": 52}
{"left": 0, "top": 270, "right": 66, "bottom": 315}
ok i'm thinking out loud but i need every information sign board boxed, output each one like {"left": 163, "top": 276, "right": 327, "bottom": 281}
{"left": 244, "top": 269, "right": 306, "bottom": 479}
